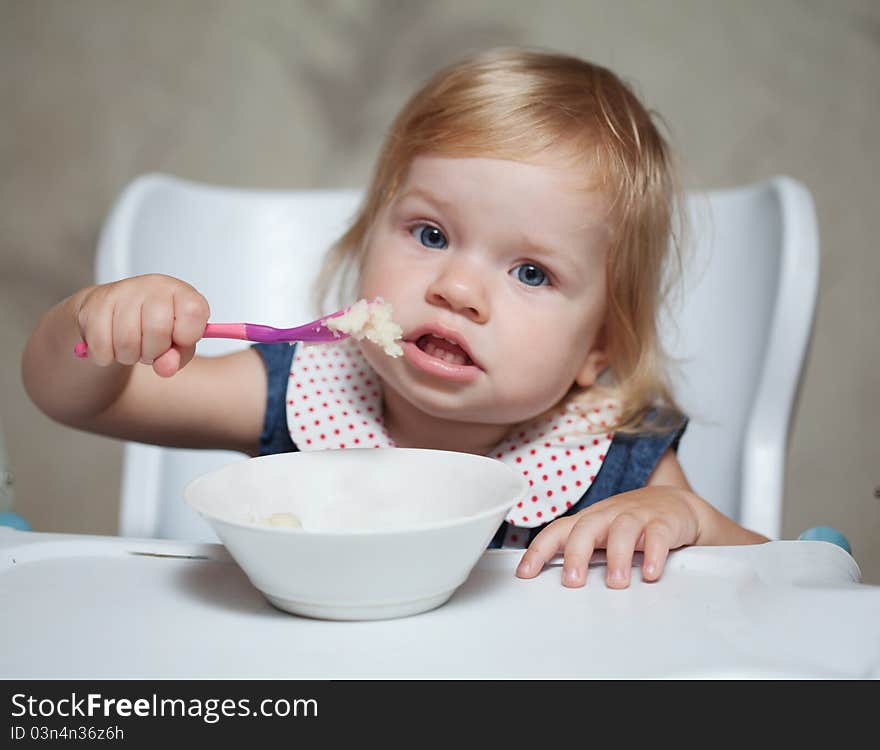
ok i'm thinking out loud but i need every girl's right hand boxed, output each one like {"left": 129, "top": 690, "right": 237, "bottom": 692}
{"left": 72, "top": 274, "right": 210, "bottom": 378}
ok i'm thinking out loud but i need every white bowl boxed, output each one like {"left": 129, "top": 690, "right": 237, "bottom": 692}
{"left": 184, "top": 448, "right": 528, "bottom": 620}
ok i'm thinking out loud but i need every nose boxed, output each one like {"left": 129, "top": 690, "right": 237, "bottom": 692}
{"left": 425, "top": 255, "right": 489, "bottom": 323}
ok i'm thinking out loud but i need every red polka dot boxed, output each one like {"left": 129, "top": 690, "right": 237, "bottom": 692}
{"left": 546, "top": 490, "right": 553, "bottom": 497}
{"left": 551, "top": 506, "right": 557, "bottom": 513}
{"left": 531, "top": 496, "right": 538, "bottom": 503}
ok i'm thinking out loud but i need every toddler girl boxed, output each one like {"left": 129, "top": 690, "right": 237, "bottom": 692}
{"left": 22, "top": 47, "right": 767, "bottom": 589}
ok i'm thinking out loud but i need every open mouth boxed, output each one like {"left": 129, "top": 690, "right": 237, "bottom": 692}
{"left": 415, "top": 334, "right": 474, "bottom": 367}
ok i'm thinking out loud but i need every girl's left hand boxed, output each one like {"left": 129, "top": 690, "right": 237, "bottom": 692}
{"left": 515, "top": 485, "right": 703, "bottom": 589}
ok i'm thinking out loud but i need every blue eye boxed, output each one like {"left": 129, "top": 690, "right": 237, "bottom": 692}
{"left": 513, "top": 263, "right": 548, "bottom": 287}
{"left": 412, "top": 224, "right": 448, "bottom": 250}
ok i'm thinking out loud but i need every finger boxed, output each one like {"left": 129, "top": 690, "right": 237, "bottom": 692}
{"left": 140, "top": 295, "right": 174, "bottom": 363}
{"left": 152, "top": 347, "right": 181, "bottom": 378}
{"left": 112, "top": 299, "right": 143, "bottom": 366}
{"left": 604, "top": 512, "right": 644, "bottom": 589}
{"left": 561, "top": 514, "right": 602, "bottom": 588}
{"left": 171, "top": 291, "right": 210, "bottom": 349}
{"left": 86, "top": 297, "right": 117, "bottom": 367}
{"left": 516, "top": 519, "right": 571, "bottom": 579}
{"left": 640, "top": 521, "right": 673, "bottom": 582}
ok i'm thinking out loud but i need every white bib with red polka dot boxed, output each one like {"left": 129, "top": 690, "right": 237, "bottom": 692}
{"left": 284, "top": 340, "right": 616, "bottom": 548}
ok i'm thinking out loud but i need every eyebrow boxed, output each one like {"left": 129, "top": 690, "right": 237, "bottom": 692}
{"left": 517, "top": 234, "right": 582, "bottom": 277}
{"left": 394, "top": 188, "right": 456, "bottom": 213}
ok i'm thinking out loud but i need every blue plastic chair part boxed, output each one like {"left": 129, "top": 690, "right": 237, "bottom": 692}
{"left": 798, "top": 526, "right": 851, "bottom": 555}
{"left": 0, "top": 512, "right": 32, "bottom": 532}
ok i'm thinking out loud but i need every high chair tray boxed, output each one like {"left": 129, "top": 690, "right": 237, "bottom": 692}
{"left": 1, "top": 528, "right": 877, "bottom": 679}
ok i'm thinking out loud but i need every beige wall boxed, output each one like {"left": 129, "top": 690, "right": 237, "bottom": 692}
{"left": 2, "top": 1, "right": 878, "bottom": 580}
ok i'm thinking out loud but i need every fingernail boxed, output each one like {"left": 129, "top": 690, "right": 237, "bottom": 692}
{"left": 643, "top": 562, "right": 656, "bottom": 577}
{"left": 517, "top": 560, "right": 534, "bottom": 576}
{"left": 610, "top": 568, "right": 627, "bottom": 583}
{"left": 564, "top": 567, "right": 581, "bottom": 585}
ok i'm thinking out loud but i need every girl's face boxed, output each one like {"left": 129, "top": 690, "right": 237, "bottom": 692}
{"left": 357, "top": 153, "right": 612, "bottom": 426}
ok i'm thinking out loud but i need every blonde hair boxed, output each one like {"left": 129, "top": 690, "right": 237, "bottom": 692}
{"left": 314, "top": 47, "right": 685, "bottom": 433}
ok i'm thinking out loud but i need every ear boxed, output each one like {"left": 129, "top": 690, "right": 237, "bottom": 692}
{"left": 575, "top": 329, "right": 608, "bottom": 388}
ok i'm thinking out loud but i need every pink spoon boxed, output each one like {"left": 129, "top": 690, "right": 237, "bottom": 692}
{"left": 73, "top": 308, "right": 354, "bottom": 359}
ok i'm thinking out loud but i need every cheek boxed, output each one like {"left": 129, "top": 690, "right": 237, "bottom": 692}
{"left": 358, "top": 247, "right": 396, "bottom": 298}
{"left": 498, "top": 305, "right": 600, "bottom": 383}
{"left": 358, "top": 262, "right": 412, "bottom": 312}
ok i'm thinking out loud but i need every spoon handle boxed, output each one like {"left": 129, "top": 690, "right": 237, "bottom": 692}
{"left": 73, "top": 314, "right": 349, "bottom": 358}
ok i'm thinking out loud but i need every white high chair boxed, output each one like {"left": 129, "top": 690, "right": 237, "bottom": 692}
{"left": 95, "top": 173, "right": 818, "bottom": 543}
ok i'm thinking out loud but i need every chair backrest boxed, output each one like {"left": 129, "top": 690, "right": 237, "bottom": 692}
{"left": 98, "top": 173, "right": 818, "bottom": 542}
